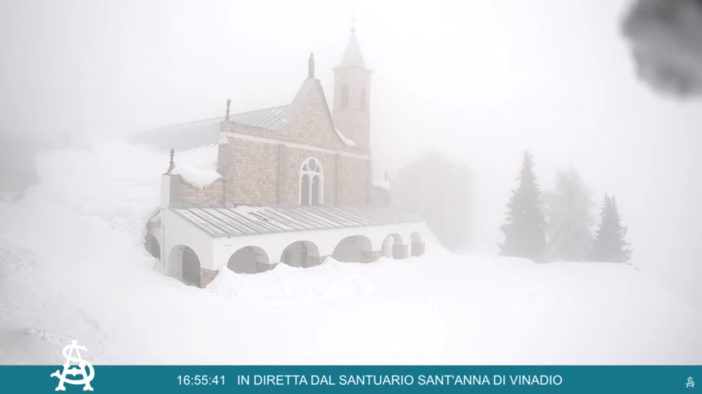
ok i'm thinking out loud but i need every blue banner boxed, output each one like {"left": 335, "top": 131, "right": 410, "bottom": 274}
{"left": 0, "top": 366, "right": 699, "bottom": 393}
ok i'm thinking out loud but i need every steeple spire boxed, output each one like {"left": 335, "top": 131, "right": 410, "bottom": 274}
{"left": 336, "top": 30, "right": 367, "bottom": 70}
{"left": 350, "top": 13, "right": 358, "bottom": 33}
{"left": 333, "top": 27, "right": 372, "bottom": 150}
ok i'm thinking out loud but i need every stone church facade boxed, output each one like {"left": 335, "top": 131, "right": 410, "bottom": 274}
{"left": 138, "top": 33, "right": 427, "bottom": 288}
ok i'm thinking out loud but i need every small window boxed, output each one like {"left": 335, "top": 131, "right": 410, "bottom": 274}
{"left": 300, "top": 158, "right": 323, "bottom": 205}
{"left": 341, "top": 84, "right": 349, "bottom": 110}
{"left": 360, "top": 86, "right": 366, "bottom": 111}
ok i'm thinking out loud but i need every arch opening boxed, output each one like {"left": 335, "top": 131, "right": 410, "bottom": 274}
{"left": 144, "top": 234, "right": 161, "bottom": 259}
{"left": 228, "top": 246, "right": 270, "bottom": 274}
{"left": 382, "top": 233, "right": 406, "bottom": 259}
{"left": 281, "top": 241, "right": 321, "bottom": 268}
{"left": 332, "top": 235, "right": 374, "bottom": 263}
{"left": 410, "top": 232, "right": 425, "bottom": 257}
{"left": 169, "top": 245, "right": 201, "bottom": 287}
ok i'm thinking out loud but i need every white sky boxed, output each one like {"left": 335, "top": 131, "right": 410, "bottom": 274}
{"left": 1, "top": 0, "right": 700, "bottom": 308}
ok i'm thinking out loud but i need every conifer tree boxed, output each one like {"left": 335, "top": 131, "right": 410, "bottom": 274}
{"left": 499, "top": 151, "right": 546, "bottom": 262}
{"left": 543, "top": 166, "right": 595, "bottom": 262}
{"left": 590, "top": 195, "right": 632, "bottom": 263}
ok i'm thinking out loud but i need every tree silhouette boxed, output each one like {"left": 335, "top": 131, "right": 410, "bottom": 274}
{"left": 499, "top": 151, "right": 546, "bottom": 262}
{"left": 543, "top": 166, "right": 595, "bottom": 261}
{"left": 590, "top": 195, "right": 632, "bottom": 263}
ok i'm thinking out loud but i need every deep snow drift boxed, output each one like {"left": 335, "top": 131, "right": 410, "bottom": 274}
{"left": 1, "top": 142, "right": 701, "bottom": 365}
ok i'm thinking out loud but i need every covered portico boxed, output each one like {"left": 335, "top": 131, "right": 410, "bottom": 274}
{"left": 148, "top": 205, "right": 427, "bottom": 287}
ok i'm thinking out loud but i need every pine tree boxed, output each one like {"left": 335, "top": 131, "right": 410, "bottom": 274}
{"left": 499, "top": 151, "right": 546, "bottom": 262}
{"left": 543, "top": 166, "right": 595, "bottom": 262}
{"left": 589, "top": 195, "right": 632, "bottom": 263}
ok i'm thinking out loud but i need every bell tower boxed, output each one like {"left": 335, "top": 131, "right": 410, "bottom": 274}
{"left": 333, "top": 30, "right": 371, "bottom": 150}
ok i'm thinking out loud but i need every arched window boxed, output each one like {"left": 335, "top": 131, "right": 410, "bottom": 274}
{"left": 300, "top": 157, "right": 323, "bottom": 205}
{"left": 301, "top": 174, "right": 311, "bottom": 206}
{"left": 341, "top": 84, "right": 349, "bottom": 110}
{"left": 360, "top": 86, "right": 366, "bottom": 111}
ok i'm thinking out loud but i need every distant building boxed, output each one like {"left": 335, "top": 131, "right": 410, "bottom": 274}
{"left": 391, "top": 153, "right": 474, "bottom": 251}
{"left": 132, "top": 32, "right": 428, "bottom": 288}
{"left": 0, "top": 134, "right": 72, "bottom": 201}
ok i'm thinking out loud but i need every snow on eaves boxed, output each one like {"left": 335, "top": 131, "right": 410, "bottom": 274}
{"left": 170, "top": 163, "right": 222, "bottom": 189}
{"left": 373, "top": 180, "right": 391, "bottom": 191}
{"left": 335, "top": 127, "right": 357, "bottom": 147}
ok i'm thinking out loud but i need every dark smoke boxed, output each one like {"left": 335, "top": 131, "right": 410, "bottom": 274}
{"left": 622, "top": 0, "right": 702, "bottom": 98}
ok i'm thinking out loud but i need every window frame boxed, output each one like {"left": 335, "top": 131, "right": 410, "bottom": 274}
{"left": 299, "top": 157, "right": 324, "bottom": 205}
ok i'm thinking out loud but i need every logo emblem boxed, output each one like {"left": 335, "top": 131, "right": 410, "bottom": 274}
{"left": 687, "top": 377, "right": 695, "bottom": 389}
{"left": 51, "top": 340, "right": 95, "bottom": 391}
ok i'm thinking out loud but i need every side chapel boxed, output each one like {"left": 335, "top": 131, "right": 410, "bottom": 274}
{"left": 138, "top": 32, "right": 427, "bottom": 287}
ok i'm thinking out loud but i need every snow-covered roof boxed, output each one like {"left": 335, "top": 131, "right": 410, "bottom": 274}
{"left": 170, "top": 205, "right": 424, "bottom": 238}
{"left": 169, "top": 164, "right": 222, "bottom": 189}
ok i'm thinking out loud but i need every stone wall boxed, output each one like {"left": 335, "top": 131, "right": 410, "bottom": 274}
{"left": 219, "top": 80, "right": 367, "bottom": 154}
{"left": 216, "top": 131, "right": 376, "bottom": 207}
{"left": 169, "top": 175, "right": 225, "bottom": 207}
{"left": 336, "top": 155, "right": 369, "bottom": 205}
{"left": 285, "top": 81, "right": 350, "bottom": 149}
{"left": 169, "top": 77, "right": 385, "bottom": 208}
{"left": 218, "top": 138, "right": 278, "bottom": 205}
{"left": 368, "top": 186, "right": 388, "bottom": 206}
{"left": 200, "top": 267, "right": 219, "bottom": 288}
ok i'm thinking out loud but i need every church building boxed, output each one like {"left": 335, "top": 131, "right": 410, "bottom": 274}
{"left": 136, "top": 32, "right": 428, "bottom": 287}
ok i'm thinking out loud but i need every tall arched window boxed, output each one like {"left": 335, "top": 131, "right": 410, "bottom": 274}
{"left": 360, "top": 86, "right": 366, "bottom": 111}
{"left": 341, "top": 84, "right": 349, "bottom": 110}
{"left": 301, "top": 174, "right": 310, "bottom": 206}
{"left": 300, "top": 157, "right": 323, "bottom": 205}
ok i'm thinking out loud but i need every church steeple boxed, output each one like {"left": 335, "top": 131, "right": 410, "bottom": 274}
{"left": 336, "top": 33, "right": 367, "bottom": 70}
{"left": 333, "top": 31, "right": 372, "bottom": 150}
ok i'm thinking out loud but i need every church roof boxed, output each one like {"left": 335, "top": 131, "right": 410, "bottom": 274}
{"left": 169, "top": 205, "right": 423, "bottom": 237}
{"left": 125, "top": 117, "right": 221, "bottom": 152}
{"left": 125, "top": 105, "right": 290, "bottom": 152}
{"left": 126, "top": 78, "right": 355, "bottom": 152}
{"left": 335, "top": 33, "right": 368, "bottom": 70}
{"left": 231, "top": 105, "right": 289, "bottom": 129}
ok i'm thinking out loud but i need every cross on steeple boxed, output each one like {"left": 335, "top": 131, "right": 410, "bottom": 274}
{"left": 349, "top": 13, "right": 358, "bottom": 33}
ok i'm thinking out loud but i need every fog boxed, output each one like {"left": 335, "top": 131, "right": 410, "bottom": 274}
{"left": 1, "top": 0, "right": 700, "bottom": 309}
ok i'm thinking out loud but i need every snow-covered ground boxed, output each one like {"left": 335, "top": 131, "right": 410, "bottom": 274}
{"left": 1, "top": 143, "right": 701, "bottom": 365}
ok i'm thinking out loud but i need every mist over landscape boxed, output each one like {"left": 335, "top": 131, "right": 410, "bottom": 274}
{"left": 1, "top": 0, "right": 701, "bottom": 365}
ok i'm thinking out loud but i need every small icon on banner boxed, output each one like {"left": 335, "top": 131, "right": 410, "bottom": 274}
{"left": 687, "top": 377, "right": 695, "bottom": 388}
{"left": 50, "top": 340, "right": 95, "bottom": 391}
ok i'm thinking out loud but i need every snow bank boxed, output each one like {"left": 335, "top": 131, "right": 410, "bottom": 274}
{"left": 170, "top": 163, "right": 222, "bottom": 189}
{"left": 207, "top": 258, "right": 374, "bottom": 303}
{"left": 335, "top": 127, "right": 357, "bottom": 147}
{"left": 1, "top": 141, "right": 701, "bottom": 365}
